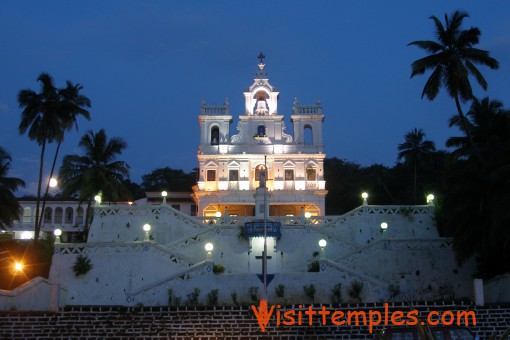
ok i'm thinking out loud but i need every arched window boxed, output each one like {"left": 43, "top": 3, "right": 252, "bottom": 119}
{"left": 65, "top": 207, "right": 74, "bottom": 224}
{"left": 76, "top": 207, "right": 84, "bottom": 225}
{"left": 43, "top": 207, "right": 53, "bottom": 223}
{"left": 256, "top": 125, "right": 266, "bottom": 137}
{"left": 304, "top": 125, "right": 313, "bottom": 145}
{"left": 23, "top": 207, "right": 31, "bottom": 223}
{"left": 211, "top": 126, "right": 219, "bottom": 145}
{"left": 55, "top": 207, "right": 63, "bottom": 224}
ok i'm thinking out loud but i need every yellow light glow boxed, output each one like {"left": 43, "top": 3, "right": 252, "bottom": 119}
{"left": 14, "top": 262, "right": 23, "bottom": 271}
{"left": 304, "top": 212, "right": 312, "bottom": 219}
{"left": 215, "top": 211, "right": 222, "bottom": 218}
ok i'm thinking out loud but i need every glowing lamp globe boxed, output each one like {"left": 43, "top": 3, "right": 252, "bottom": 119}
{"left": 49, "top": 178, "right": 58, "bottom": 188}
{"left": 205, "top": 243, "right": 214, "bottom": 252}
{"left": 426, "top": 194, "right": 435, "bottom": 204}
{"left": 318, "top": 239, "right": 327, "bottom": 248}
{"left": 361, "top": 192, "right": 368, "bottom": 200}
{"left": 161, "top": 191, "right": 168, "bottom": 197}
{"left": 14, "top": 262, "right": 23, "bottom": 271}
{"left": 215, "top": 211, "right": 222, "bottom": 218}
{"left": 380, "top": 222, "right": 388, "bottom": 231}
{"left": 54, "top": 229, "right": 62, "bottom": 237}
{"left": 94, "top": 195, "right": 101, "bottom": 204}
{"left": 304, "top": 212, "right": 312, "bottom": 219}
{"left": 143, "top": 224, "right": 151, "bottom": 232}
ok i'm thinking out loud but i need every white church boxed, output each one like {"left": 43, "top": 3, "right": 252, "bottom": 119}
{"left": 3, "top": 56, "right": 481, "bottom": 308}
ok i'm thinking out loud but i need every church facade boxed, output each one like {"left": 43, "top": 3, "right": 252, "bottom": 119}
{"left": 193, "top": 57, "right": 327, "bottom": 217}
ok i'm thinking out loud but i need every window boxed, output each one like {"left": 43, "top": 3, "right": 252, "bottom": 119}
{"left": 306, "top": 168, "right": 316, "bottom": 181}
{"left": 304, "top": 125, "right": 313, "bottom": 145}
{"left": 211, "top": 126, "right": 219, "bottom": 145}
{"left": 285, "top": 169, "right": 294, "bottom": 181}
{"left": 65, "top": 207, "right": 74, "bottom": 224}
{"left": 229, "top": 169, "right": 239, "bottom": 181}
{"left": 43, "top": 208, "right": 52, "bottom": 223}
{"left": 55, "top": 207, "right": 63, "bottom": 224}
{"left": 255, "top": 165, "right": 265, "bottom": 183}
{"left": 171, "top": 204, "right": 180, "bottom": 211}
{"left": 256, "top": 125, "right": 266, "bottom": 137}
{"left": 207, "top": 169, "right": 216, "bottom": 181}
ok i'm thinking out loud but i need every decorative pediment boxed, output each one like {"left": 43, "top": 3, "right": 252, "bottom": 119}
{"left": 204, "top": 161, "right": 217, "bottom": 168}
{"left": 228, "top": 161, "right": 240, "bottom": 168}
{"left": 305, "top": 160, "right": 318, "bottom": 168}
{"left": 283, "top": 160, "right": 295, "bottom": 168}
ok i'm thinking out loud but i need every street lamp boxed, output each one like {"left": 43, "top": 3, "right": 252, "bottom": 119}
{"left": 362, "top": 192, "right": 368, "bottom": 205}
{"left": 54, "top": 228, "right": 62, "bottom": 244}
{"left": 94, "top": 194, "right": 102, "bottom": 206}
{"left": 49, "top": 178, "right": 58, "bottom": 188}
{"left": 380, "top": 222, "right": 388, "bottom": 232}
{"left": 162, "top": 191, "right": 168, "bottom": 204}
{"left": 205, "top": 242, "right": 213, "bottom": 259}
{"left": 143, "top": 223, "right": 151, "bottom": 241}
{"left": 319, "top": 239, "right": 327, "bottom": 258}
{"left": 426, "top": 194, "right": 435, "bottom": 205}
{"left": 304, "top": 211, "right": 312, "bottom": 219}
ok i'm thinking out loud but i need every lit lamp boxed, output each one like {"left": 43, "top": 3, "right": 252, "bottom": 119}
{"left": 205, "top": 242, "right": 214, "bottom": 259}
{"left": 426, "top": 194, "right": 435, "bottom": 205}
{"left": 143, "top": 223, "right": 151, "bottom": 241}
{"left": 54, "top": 228, "right": 62, "bottom": 244}
{"left": 49, "top": 178, "right": 58, "bottom": 188}
{"left": 215, "top": 211, "right": 222, "bottom": 222}
{"left": 319, "top": 239, "right": 327, "bottom": 258}
{"left": 362, "top": 192, "right": 368, "bottom": 205}
{"left": 304, "top": 212, "right": 312, "bottom": 219}
{"left": 380, "top": 222, "right": 388, "bottom": 233}
{"left": 13, "top": 262, "right": 23, "bottom": 273}
{"left": 162, "top": 191, "right": 168, "bottom": 204}
{"left": 94, "top": 194, "right": 102, "bottom": 207}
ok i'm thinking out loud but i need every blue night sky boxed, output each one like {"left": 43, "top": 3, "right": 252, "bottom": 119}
{"left": 1, "top": 1, "right": 509, "bottom": 195}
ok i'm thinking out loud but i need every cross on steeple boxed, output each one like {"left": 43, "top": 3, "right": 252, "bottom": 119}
{"left": 257, "top": 52, "right": 266, "bottom": 64}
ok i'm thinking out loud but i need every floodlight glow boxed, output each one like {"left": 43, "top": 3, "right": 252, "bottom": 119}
{"left": 205, "top": 243, "right": 214, "bottom": 252}
{"left": 380, "top": 222, "right": 388, "bottom": 230}
{"left": 54, "top": 229, "right": 62, "bottom": 237}
{"left": 14, "top": 262, "right": 23, "bottom": 271}
{"left": 318, "top": 239, "right": 327, "bottom": 248}
{"left": 49, "top": 178, "right": 58, "bottom": 188}
{"left": 143, "top": 224, "right": 151, "bottom": 232}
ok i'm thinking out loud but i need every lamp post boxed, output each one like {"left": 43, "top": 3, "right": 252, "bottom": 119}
{"left": 205, "top": 242, "right": 213, "bottom": 259}
{"left": 426, "top": 194, "right": 435, "bottom": 205}
{"left": 318, "top": 239, "right": 327, "bottom": 258}
{"left": 362, "top": 192, "right": 368, "bottom": 205}
{"left": 380, "top": 222, "right": 388, "bottom": 233}
{"left": 54, "top": 228, "right": 62, "bottom": 244}
{"left": 143, "top": 223, "right": 151, "bottom": 241}
{"left": 162, "top": 191, "right": 168, "bottom": 204}
{"left": 94, "top": 194, "right": 102, "bottom": 207}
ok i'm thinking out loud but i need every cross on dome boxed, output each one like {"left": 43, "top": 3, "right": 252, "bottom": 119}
{"left": 257, "top": 52, "right": 265, "bottom": 64}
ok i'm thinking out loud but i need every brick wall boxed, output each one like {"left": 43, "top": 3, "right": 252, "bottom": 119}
{"left": 0, "top": 302, "right": 508, "bottom": 339}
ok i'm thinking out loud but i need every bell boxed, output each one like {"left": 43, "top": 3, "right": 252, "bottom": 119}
{"left": 255, "top": 100, "right": 269, "bottom": 115}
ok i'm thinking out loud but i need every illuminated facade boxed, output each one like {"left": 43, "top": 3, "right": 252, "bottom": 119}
{"left": 192, "top": 58, "right": 327, "bottom": 217}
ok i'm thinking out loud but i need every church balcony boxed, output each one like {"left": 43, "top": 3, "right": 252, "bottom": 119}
{"left": 229, "top": 181, "right": 239, "bottom": 190}
{"left": 218, "top": 180, "right": 228, "bottom": 191}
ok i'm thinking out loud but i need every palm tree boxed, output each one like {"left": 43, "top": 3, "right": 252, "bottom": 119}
{"left": 37, "top": 81, "right": 91, "bottom": 228}
{"left": 0, "top": 147, "right": 25, "bottom": 230}
{"left": 18, "top": 73, "right": 61, "bottom": 241}
{"left": 397, "top": 128, "right": 436, "bottom": 204}
{"left": 447, "top": 97, "right": 510, "bottom": 163}
{"left": 409, "top": 10, "right": 499, "bottom": 162}
{"left": 59, "top": 129, "right": 131, "bottom": 230}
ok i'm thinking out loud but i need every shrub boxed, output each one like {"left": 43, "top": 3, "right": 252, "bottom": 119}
{"left": 348, "top": 280, "right": 364, "bottom": 303}
{"left": 72, "top": 255, "right": 92, "bottom": 276}
{"left": 307, "top": 260, "right": 320, "bottom": 272}
{"left": 331, "top": 283, "right": 342, "bottom": 304}
{"left": 186, "top": 288, "right": 200, "bottom": 306}
{"left": 303, "top": 284, "right": 316, "bottom": 304}
{"left": 213, "top": 263, "right": 224, "bottom": 274}
{"left": 248, "top": 286, "right": 259, "bottom": 302}
{"left": 207, "top": 289, "right": 219, "bottom": 306}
